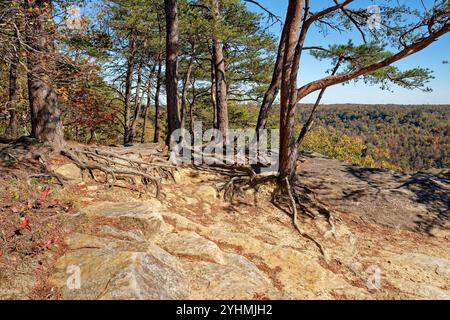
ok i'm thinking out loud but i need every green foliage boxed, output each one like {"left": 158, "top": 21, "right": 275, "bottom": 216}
{"left": 298, "top": 104, "right": 450, "bottom": 172}
{"left": 300, "top": 126, "right": 398, "bottom": 171}
{"left": 311, "top": 41, "right": 434, "bottom": 92}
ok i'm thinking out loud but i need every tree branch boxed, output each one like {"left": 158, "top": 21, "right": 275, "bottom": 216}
{"left": 296, "top": 23, "right": 450, "bottom": 102}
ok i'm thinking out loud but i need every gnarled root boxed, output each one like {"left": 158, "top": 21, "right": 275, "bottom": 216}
{"left": 60, "top": 145, "right": 176, "bottom": 197}
{"left": 204, "top": 161, "right": 337, "bottom": 258}
{"left": 283, "top": 177, "right": 327, "bottom": 258}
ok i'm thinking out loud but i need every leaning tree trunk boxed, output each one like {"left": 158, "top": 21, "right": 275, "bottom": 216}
{"left": 128, "top": 62, "right": 144, "bottom": 143}
{"left": 164, "top": 0, "right": 181, "bottom": 147}
{"left": 123, "top": 31, "right": 137, "bottom": 145}
{"left": 211, "top": 0, "right": 228, "bottom": 141}
{"left": 255, "top": 22, "right": 288, "bottom": 133}
{"left": 278, "top": 0, "right": 304, "bottom": 182}
{"left": 25, "top": 0, "right": 64, "bottom": 150}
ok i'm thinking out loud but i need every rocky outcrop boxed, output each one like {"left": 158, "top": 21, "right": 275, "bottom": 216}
{"left": 48, "top": 161, "right": 450, "bottom": 300}
{"left": 49, "top": 202, "right": 191, "bottom": 300}
{"left": 53, "top": 163, "right": 82, "bottom": 182}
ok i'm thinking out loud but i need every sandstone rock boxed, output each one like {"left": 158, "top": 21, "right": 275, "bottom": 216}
{"left": 184, "top": 252, "right": 277, "bottom": 300}
{"left": 194, "top": 185, "right": 217, "bottom": 202}
{"left": 183, "top": 197, "right": 199, "bottom": 205}
{"left": 391, "top": 282, "right": 450, "bottom": 300}
{"left": 43, "top": 159, "right": 450, "bottom": 300}
{"left": 401, "top": 253, "right": 450, "bottom": 278}
{"left": 172, "top": 170, "right": 182, "bottom": 183}
{"left": 161, "top": 231, "right": 224, "bottom": 264}
{"left": 99, "top": 245, "right": 190, "bottom": 300}
{"left": 87, "top": 185, "right": 98, "bottom": 191}
{"left": 54, "top": 163, "right": 82, "bottom": 182}
{"left": 97, "top": 225, "right": 146, "bottom": 242}
{"left": 84, "top": 202, "right": 164, "bottom": 240}
{"left": 384, "top": 252, "right": 450, "bottom": 299}
{"left": 50, "top": 239, "right": 190, "bottom": 300}
{"left": 64, "top": 233, "right": 149, "bottom": 253}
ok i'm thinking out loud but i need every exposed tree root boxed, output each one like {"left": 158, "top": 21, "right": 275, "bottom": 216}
{"left": 197, "top": 163, "right": 277, "bottom": 202}
{"left": 283, "top": 177, "right": 327, "bottom": 258}
{"left": 60, "top": 145, "right": 176, "bottom": 198}
{"left": 200, "top": 160, "right": 337, "bottom": 257}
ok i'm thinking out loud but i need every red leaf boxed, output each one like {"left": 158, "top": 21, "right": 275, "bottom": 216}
{"left": 40, "top": 188, "right": 51, "bottom": 202}
{"left": 20, "top": 217, "right": 31, "bottom": 231}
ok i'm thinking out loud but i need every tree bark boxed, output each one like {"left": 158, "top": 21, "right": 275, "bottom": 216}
{"left": 141, "top": 65, "right": 156, "bottom": 143}
{"left": 255, "top": 23, "right": 288, "bottom": 132}
{"left": 211, "top": 0, "right": 229, "bottom": 140}
{"left": 189, "top": 80, "right": 196, "bottom": 135}
{"left": 154, "top": 18, "right": 164, "bottom": 143}
{"left": 5, "top": 55, "right": 18, "bottom": 138}
{"left": 123, "top": 31, "right": 137, "bottom": 145}
{"left": 164, "top": 0, "right": 181, "bottom": 147}
{"left": 128, "top": 62, "right": 144, "bottom": 143}
{"left": 210, "top": 54, "right": 218, "bottom": 129}
{"left": 181, "top": 47, "right": 195, "bottom": 129}
{"left": 278, "top": 0, "right": 304, "bottom": 181}
{"left": 153, "top": 60, "right": 162, "bottom": 143}
{"left": 25, "top": 0, "right": 64, "bottom": 150}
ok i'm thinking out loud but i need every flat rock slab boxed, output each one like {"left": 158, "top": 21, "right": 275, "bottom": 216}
{"left": 50, "top": 236, "right": 190, "bottom": 300}
{"left": 160, "top": 231, "right": 225, "bottom": 264}
{"left": 53, "top": 163, "right": 82, "bottom": 182}
{"left": 184, "top": 253, "right": 277, "bottom": 300}
{"left": 84, "top": 201, "right": 164, "bottom": 240}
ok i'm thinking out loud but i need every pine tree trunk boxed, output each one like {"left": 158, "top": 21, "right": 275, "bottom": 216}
{"left": 189, "top": 85, "right": 195, "bottom": 135}
{"left": 5, "top": 55, "right": 18, "bottom": 138}
{"left": 255, "top": 23, "right": 288, "bottom": 132}
{"left": 210, "top": 55, "right": 218, "bottom": 129}
{"left": 211, "top": 0, "right": 228, "bottom": 140}
{"left": 128, "top": 62, "right": 144, "bottom": 143}
{"left": 25, "top": 0, "right": 64, "bottom": 150}
{"left": 141, "top": 65, "right": 156, "bottom": 143}
{"left": 181, "top": 51, "right": 194, "bottom": 129}
{"left": 123, "top": 32, "right": 137, "bottom": 145}
{"left": 164, "top": 0, "right": 181, "bottom": 147}
{"left": 278, "top": 0, "right": 304, "bottom": 181}
{"left": 154, "top": 47, "right": 163, "bottom": 143}
{"left": 154, "top": 61, "right": 163, "bottom": 144}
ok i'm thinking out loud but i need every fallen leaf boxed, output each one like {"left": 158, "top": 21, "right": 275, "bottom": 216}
{"left": 12, "top": 191, "right": 20, "bottom": 201}
{"left": 20, "top": 217, "right": 31, "bottom": 230}
{"left": 40, "top": 188, "right": 51, "bottom": 202}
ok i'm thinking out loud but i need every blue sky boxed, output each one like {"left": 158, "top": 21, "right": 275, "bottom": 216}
{"left": 245, "top": 0, "right": 450, "bottom": 104}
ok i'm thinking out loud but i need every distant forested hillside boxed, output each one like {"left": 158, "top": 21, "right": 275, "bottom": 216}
{"left": 297, "top": 104, "right": 450, "bottom": 173}
{"left": 203, "top": 103, "right": 449, "bottom": 173}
